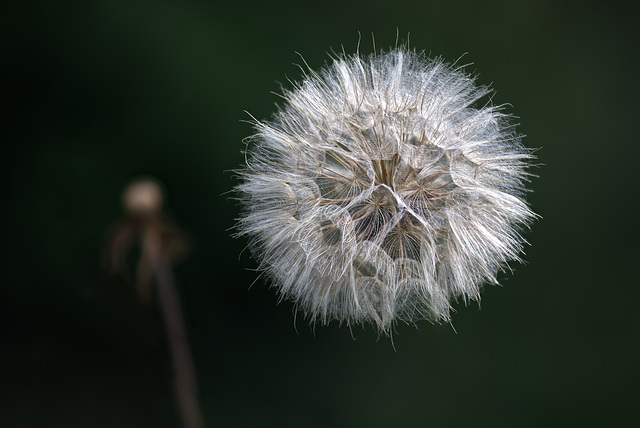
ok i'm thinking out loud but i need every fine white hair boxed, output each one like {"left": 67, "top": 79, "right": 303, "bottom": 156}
{"left": 236, "top": 47, "right": 536, "bottom": 333}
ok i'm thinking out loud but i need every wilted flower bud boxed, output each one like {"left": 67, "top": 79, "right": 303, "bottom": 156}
{"left": 236, "top": 48, "right": 536, "bottom": 333}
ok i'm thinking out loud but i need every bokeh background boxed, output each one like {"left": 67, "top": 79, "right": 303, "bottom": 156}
{"left": 3, "top": 1, "right": 638, "bottom": 427}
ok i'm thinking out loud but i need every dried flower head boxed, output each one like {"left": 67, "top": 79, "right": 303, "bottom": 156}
{"left": 236, "top": 47, "right": 536, "bottom": 333}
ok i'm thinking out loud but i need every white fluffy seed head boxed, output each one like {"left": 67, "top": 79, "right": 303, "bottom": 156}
{"left": 236, "top": 47, "right": 536, "bottom": 333}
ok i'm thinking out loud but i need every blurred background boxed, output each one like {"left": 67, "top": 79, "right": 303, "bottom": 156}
{"left": 3, "top": 0, "right": 638, "bottom": 427}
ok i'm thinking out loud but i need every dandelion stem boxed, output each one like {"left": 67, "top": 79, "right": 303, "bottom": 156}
{"left": 154, "top": 259, "right": 204, "bottom": 428}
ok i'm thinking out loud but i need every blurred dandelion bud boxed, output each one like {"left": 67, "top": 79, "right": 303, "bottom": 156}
{"left": 104, "top": 178, "right": 202, "bottom": 428}
{"left": 236, "top": 47, "right": 537, "bottom": 333}
{"left": 122, "top": 178, "right": 165, "bottom": 216}
{"left": 105, "top": 177, "right": 188, "bottom": 301}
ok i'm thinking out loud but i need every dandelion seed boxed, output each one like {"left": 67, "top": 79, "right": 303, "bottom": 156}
{"left": 236, "top": 47, "right": 536, "bottom": 333}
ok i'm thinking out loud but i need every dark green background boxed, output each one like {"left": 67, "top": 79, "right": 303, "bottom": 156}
{"left": 3, "top": 1, "right": 638, "bottom": 427}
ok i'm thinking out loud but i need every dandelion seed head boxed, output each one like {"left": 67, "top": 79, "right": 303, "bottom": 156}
{"left": 236, "top": 47, "right": 536, "bottom": 333}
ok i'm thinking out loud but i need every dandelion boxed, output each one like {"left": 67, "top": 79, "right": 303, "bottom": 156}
{"left": 236, "top": 47, "right": 536, "bottom": 333}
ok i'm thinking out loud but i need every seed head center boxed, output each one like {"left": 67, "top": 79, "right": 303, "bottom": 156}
{"left": 372, "top": 153, "right": 401, "bottom": 189}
